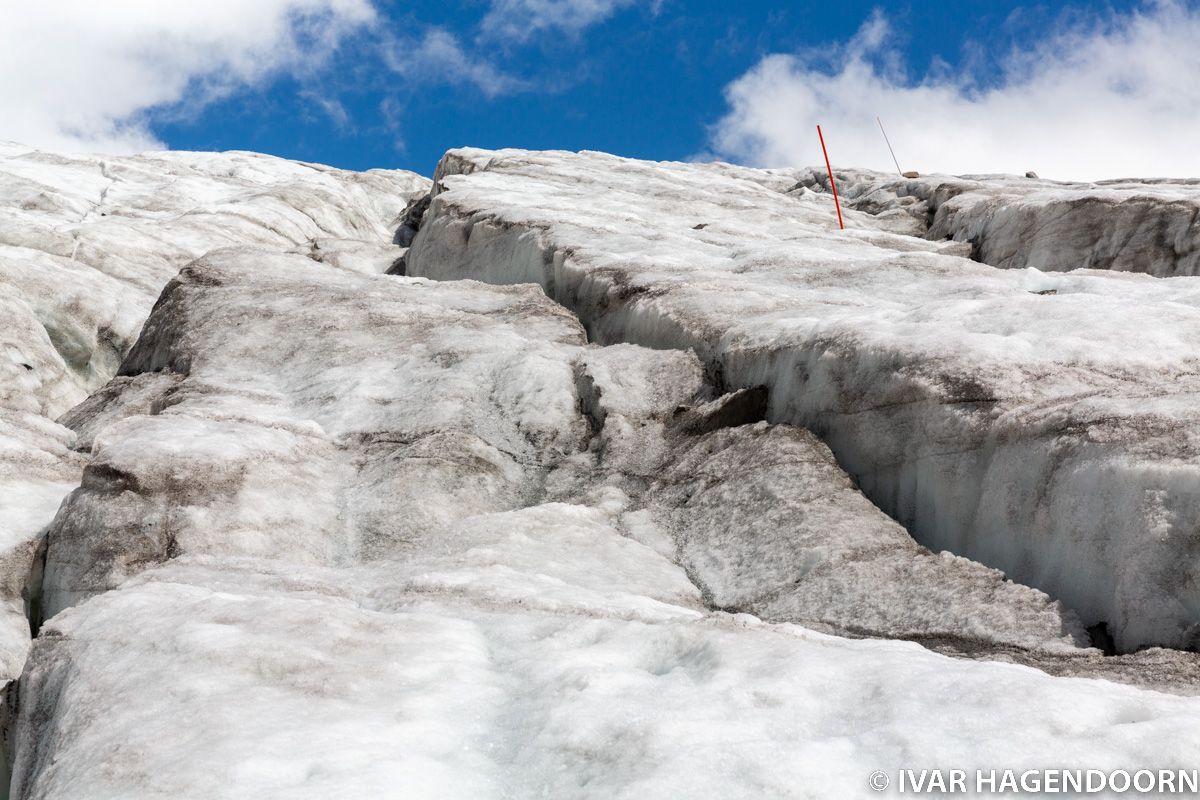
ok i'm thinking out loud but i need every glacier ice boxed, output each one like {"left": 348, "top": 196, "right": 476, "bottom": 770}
{"left": 805, "top": 167, "right": 1200, "bottom": 277}
{"left": 13, "top": 559, "right": 1200, "bottom": 800}
{"left": 13, "top": 250, "right": 1200, "bottom": 798}
{"left": 1, "top": 146, "right": 428, "bottom": 417}
{"left": 38, "top": 251, "right": 1085, "bottom": 655}
{"left": 408, "top": 147, "right": 1200, "bottom": 651}
{"left": 0, "top": 145, "right": 429, "bottom": 682}
{"left": 4, "top": 141, "right": 1200, "bottom": 798}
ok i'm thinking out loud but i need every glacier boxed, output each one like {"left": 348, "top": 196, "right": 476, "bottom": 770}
{"left": 407, "top": 147, "right": 1200, "bottom": 653}
{"left": 0, "top": 142, "right": 429, "bottom": 686}
{"left": 15, "top": 252, "right": 1200, "bottom": 798}
{"left": 37, "top": 252, "right": 1091, "bottom": 653}
{"left": 804, "top": 166, "right": 1200, "bottom": 277}
{"left": 2, "top": 141, "right": 1200, "bottom": 798}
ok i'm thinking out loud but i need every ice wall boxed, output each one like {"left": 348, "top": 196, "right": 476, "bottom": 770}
{"left": 810, "top": 168, "right": 1200, "bottom": 277}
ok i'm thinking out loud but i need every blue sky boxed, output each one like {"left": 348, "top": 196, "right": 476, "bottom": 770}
{"left": 154, "top": 0, "right": 1136, "bottom": 174}
{"left": 6, "top": 1, "right": 1200, "bottom": 179}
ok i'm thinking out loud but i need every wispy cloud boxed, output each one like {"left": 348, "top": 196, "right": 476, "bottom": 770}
{"left": 382, "top": 0, "right": 645, "bottom": 101}
{"left": 382, "top": 28, "right": 529, "bottom": 99}
{"left": 709, "top": 1, "right": 1200, "bottom": 180}
{"left": 378, "top": 95, "right": 408, "bottom": 153}
{"left": 478, "top": 0, "right": 642, "bottom": 43}
{"left": 0, "top": 0, "right": 376, "bottom": 153}
{"left": 301, "top": 90, "right": 353, "bottom": 131}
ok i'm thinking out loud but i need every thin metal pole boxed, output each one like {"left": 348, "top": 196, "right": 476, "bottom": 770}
{"left": 816, "top": 124, "right": 845, "bottom": 231}
{"left": 877, "top": 116, "right": 903, "bottom": 176}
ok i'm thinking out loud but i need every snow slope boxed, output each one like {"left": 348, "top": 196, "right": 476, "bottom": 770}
{"left": 408, "top": 147, "right": 1200, "bottom": 651}
{"left": 14, "top": 252, "right": 1200, "bottom": 798}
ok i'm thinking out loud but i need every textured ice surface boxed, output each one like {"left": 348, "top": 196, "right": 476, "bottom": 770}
{"left": 14, "top": 560, "right": 1200, "bottom": 800}
{"left": 40, "top": 252, "right": 590, "bottom": 616}
{"left": 14, "top": 253, "right": 1200, "bottom": 798}
{"left": 41, "top": 253, "right": 1082, "bottom": 654}
{"left": 652, "top": 423, "right": 1085, "bottom": 650}
{"left": 8, "top": 143, "right": 1200, "bottom": 797}
{"left": 0, "top": 146, "right": 428, "bottom": 417}
{"left": 408, "top": 148, "right": 1200, "bottom": 650}
{"left": 0, "top": 407, "right": 83, "bottom": 682}
{"left": 573, "top": 346, "right": 1087, "bottom": 655}
{"left": 805, "top": 167, "right": 1200, "bottom": 277}
{"left": 0, "top": 146, "right": 429, "bottom": 681}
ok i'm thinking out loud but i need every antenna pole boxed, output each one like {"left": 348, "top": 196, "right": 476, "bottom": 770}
{"left": 877, "top": 116, "right": 903, "bottom": 176}
{"left": 816, "top": 124, "right": 845, "bottom": 231}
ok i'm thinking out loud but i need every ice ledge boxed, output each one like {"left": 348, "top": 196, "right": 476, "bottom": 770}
{"left": 807, "top": 167, "right": 1200, "bottom": 277}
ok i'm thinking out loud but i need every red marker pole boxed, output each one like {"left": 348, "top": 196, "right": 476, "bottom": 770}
{"left": 817, "top": 124, "right": 845, "bottom": 230}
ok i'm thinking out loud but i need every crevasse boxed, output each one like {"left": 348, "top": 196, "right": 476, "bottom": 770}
{"left": 408, "top": 148, "right": 1200, "bottom": 653}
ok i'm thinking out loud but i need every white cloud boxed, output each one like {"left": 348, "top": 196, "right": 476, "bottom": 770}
{"left": 479, "top": 0, "right": 640, "bottom": 43}
{"left": 710, "top": 1, "right": 1200, "bottom": 181}
{"left": 383, "top": 28, "right": 528, "bottom": 99}
{"left": 0, "top": 0, "right": 375, "bottom": 153}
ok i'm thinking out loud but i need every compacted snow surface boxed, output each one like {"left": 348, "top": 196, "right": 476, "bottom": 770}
{"left": 1, "top": 143, "right": 1199, "bottom": 799}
